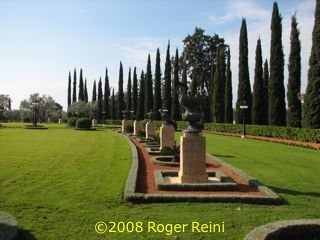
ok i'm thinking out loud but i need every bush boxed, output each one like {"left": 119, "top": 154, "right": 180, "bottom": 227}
{"left": 76, "top": 118, "right": 92, "bottom": 129}
{"left": 67, "top": 117, "right": 78, "bottom": 127}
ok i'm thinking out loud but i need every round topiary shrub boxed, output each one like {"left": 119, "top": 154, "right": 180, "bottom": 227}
{"left": 76, "top": 118, "right": 92, "bottom": 129}
{"left": 67, "top": 117, "right": 78, "bottom": 127}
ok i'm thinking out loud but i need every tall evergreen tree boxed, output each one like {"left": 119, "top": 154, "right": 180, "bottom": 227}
{"left": 303, "top": 0, "right": 320, "bottom": 128}
{"left": 145, "top": 54, "right": 153, "bottom": 117}
{"left": 117, "top": 61, "right": 125, "bottom": 119}
{"left": 269, "top": 2, "right": 286, "bottom": 126}
{"left": 163, "top": 41, "right": 172, "bottom": 114}
{"left": 287, "top": 14, "right": 302, "bottom": 128}
{"left": 104, "top": 68, "right": 110, "bottom": 119}
{"left": 171, "top": 48, "right": 181, "bottom": 121}
{"left": 153, "top": 48, "right": 162, "bottom": 120}
{"left": 132, "top": 67, "right": 138, "bottom": 115}
{"left": 252, "top": 38, "right": 265, "bottom": 125}
{"left": 72, "top": 68, "right": 77, "bottom": 103}
{"left": 67, "top": 71, "right": 71, "bottom": 108}
{"left": 262, "top": 59, "right": 269, "bottom": 124}
{"left": 236, "top": 18, "right": 252, "bottom": 124}
{"left": 92, "top": 80, "right": 97, "bottom": 102}
{"left": 212, "top": 46, "right": 225, "bottom": 123}
{"left": 126, "top": 68, "right": 132, "bottom": 111}
{"left": 181, "top": 56, "right": 188, "bottom": 92}
{"left": 97, "top": 78, "right": 103, "bottom": 121}
{"left": 111, "top": 88, "right": 115, "bottom": 120}
{"left": 225, "top": 47, "right": 233, "bottom": 123}
{"left": 84, "top": 79, "right": 88, "bottom": 103}
{"left": 78, "top": 68, "right": 84, "bottom": 101}
{"left": 137, "top": 70, "right": 145, "bottom": 120}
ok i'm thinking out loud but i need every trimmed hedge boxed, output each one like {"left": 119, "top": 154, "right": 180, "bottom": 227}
{"left": 200, "top": 123, "right": 320, "bottom": 143}
{"left": 76, "top": 118, "right": 92, "bottom": 129}
{"left": 67, "top": 117, "right": 78, "bottom": 127}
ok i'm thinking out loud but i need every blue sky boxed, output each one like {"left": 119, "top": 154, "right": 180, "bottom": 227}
{"left": 0, "top": 0, "right": 316, "bottom": 110}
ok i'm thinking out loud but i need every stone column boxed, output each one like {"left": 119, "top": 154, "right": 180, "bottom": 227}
{"left": 122, "top": 119, "right": 127, "bottom": 132}
{"left": 179, "top": 132, "right": 208, "bottom": 183}
{"left": 160, "top": 124, "right": 175, "bottom": 150}
{"left": 133, "top": 120, "right": 141, "bottom": 135}
{"left": 92, "top": 119, "right": 97, "bottom": 127}
{"left": 145, "top": 122, "right": 156, "bottom": 139}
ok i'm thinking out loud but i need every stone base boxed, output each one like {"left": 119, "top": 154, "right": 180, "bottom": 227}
{"left": 179, "top": 132, "right": 208, "bottom": 183}
{"left": 133, "top": 121, "right": 141, "bottom": 135}
{"left": 146, "top": 122, "right": 156, "bottom": 139}
{"left": 92, "top": 119, "right": 97, "bottom": 127}
{"left": 160, "top": 124, "right": 175, "bottom": 150}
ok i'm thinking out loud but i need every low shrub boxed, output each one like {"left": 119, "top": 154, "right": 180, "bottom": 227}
{"left": 67, "top": 117, "right": 78, "bottom": 128}
{"left": 76, "top": 118, "right": 92, "bottom": 129}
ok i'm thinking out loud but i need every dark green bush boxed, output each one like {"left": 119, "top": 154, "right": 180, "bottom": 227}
{"left": 67, "top": 117, "right": 78, "bottom": 127}
{"left": 76, "top": 118, "right": 92, "bottom": 129}
{"left": 124, "top": 124, "right": 133, "bottom": 133}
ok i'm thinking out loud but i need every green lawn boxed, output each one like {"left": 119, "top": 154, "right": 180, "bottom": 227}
{"left": 0, "top": 125, "right": 319, "bottom": 240}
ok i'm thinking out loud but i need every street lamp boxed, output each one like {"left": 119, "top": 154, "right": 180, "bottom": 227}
{"left": 239, "top": 103, "right": 248, "bottom": 138}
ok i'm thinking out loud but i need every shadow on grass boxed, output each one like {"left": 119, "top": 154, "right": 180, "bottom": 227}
{"left": 210, "top": 153, "right": 235, "bottom": 159}
{"left": 18, "top": 228, "right": 37, "bottom": 240}
{"left": 270, "top": 186, "right": 320, "bottom": 198}
{"left": 0, "top": 224, "right": 36, "bottom": 240}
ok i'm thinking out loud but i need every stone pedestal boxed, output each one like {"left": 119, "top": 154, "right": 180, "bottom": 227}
{"left": 179, "top": 132, "right": 208, "bottom": 183}
{"left": 92, "top": 119, "right": 97, "bottom": 127}
{"left": 146, "top": 122, "right": 156, "bottom": 139}
{"left": 133, "top": 120, "right": 141, "bottom": 135}
{"left": 122, "top": 119, "right": 128, "bottom": 132}
{"left": 58, "top": 118, "right": 62, "bottom": 124}
{"left": 160, "top": 124, "right": 175, "bottom": 150}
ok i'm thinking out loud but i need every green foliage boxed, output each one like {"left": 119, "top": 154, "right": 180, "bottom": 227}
{"left": 252, "top": 38, "right": 265, "bottom": 125}
{"left": 303, "top": 0, "right": 320, "bottom": 129}
{"left": 236, "top": 18, "right": 252, "bottom": 124}
{"left": 132, "top": 67, "right": 138, "bottom": 115}
{"left": 67, "top": 117, "right": 78, "bottom": 127}
{"left": 269, "top": 2, "right": 286, "bottom": 126}
{"left": 97, "top": 78, "right": 103, "bottom": 121}
{"left": 203, "top": 123, "right": 320, "bottom": 143}
{"left": 126, "top": 67, "right": 132, "bottom": 111}
{"left": 153, "top": 49, "right": 162, "bottom": 120}
{"left": 78, "top": 68, "right": 84, "bottom": 102}
{"left": 262, "top": 59, "right": 269, "bottom": 124}
{"left": 224, "top": 47, "right": 233, "bottom": 123}
{"left": 117, "top": 61, "right": 125, "bottom": 119}
{"left": 124, "top": 124, "right": 133, "bottom": 133}
{"left": 137, "top": 70, "right": 145, "bottom": 120}
{"left": 76, "top": 118, "right": 92, "bottom": 129}
{"left": 287, "top": 14, "right": 302, "bottom": 128}
{"left": 92, "top": 80, "right": 96, "bottom": 102}
{"left": 171, "top": 48, "right": 181, "bottom": 121}
{"left": 163, "top": 41, "right": 172, "bottom": 114}
{"left": 144, "top": 54, "right": 153, "bottom": 118}
{"left": 67, "top": 71, "right": 71, "bottom": 108}
{"left": 104, "top": 68, "right": 110, "bottom": 119}
{"left": 72, "top": 68, "right": 77, "bottom": 103}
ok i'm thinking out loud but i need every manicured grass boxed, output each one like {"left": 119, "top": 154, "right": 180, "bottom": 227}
{"left": 0, "top": 126, "right": 319, "bottom": 240}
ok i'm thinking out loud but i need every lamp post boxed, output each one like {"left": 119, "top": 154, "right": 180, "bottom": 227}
{"left": 239, "top": 103, "right": 248, "bottom": 138}
{"left": 30, "top": 100, "right": 39, "bottom": 127}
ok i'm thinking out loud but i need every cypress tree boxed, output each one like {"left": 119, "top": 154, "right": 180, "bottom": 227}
{"left": 153, "top": 48, "right": 162, "bottom": 120}
{"left": 117, "top": 61, "right": 125, "bottom": 119}
{"left": 262, "top": 59, "right": 269, "bottom": 124}
{"left": 132, "top": 67, "right": 138, "bottom": 115}
{"left": 163, "top": 41, "right": 172, "bottom": 114}
{"left": 97, "top": 78, "right": 103, "bottom": 121}
{"left": 84, "top": 78, "right": 88, "bottom": 103}
{"left": 104, "top": 68, "right": 110, "bottom": 119}
{"left": 92, "top": 80, "right": 97, "bottom": 102}
{"left": 225, "top": 47, "right": 233, "bottom": 123}
{"left": 236, "top": 18, "right": 252, "bottom": 124}
{"left": 182, "top": 57, "right": 188, "bottom": 92}
{"left": 67, "top": 71, "right": 71, "bottom": 108}
{"left": 252, "top": 38, "right": 264, "bottom": 125}
{"left": 171, "top": 48, "right": 181, "bottom": 121}
{"left": 269, "top": 2, "right": 286, "bottom": 126}
{"left": 212, "top": 46, "right": 225, "bottom": 123}
{"left": 303, "top": 0, "right": 320, "bottom": 128}
{"left": 137, "top": 70, "right": 145, "bottom": 120}
{"left": 287, "top": 14, "right": 302, "bottom": 128}
{"left": 111, "top": 88, "right": 115, "bottom": 120}
{"left": 126, "top": 68, "right": 132, "bottom": 111}
{"left": 145, "top": 54, "right": 153, "bottom": 117}
{"left": 72, "top": 68, "right": 77, "bottom": 103}
{"left": 78, "top": 68, "right": 84, "bottom": 101}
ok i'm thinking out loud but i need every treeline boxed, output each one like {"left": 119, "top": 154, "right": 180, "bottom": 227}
{"left": 67, "top": 1, "right": 320, "bottom": 129}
